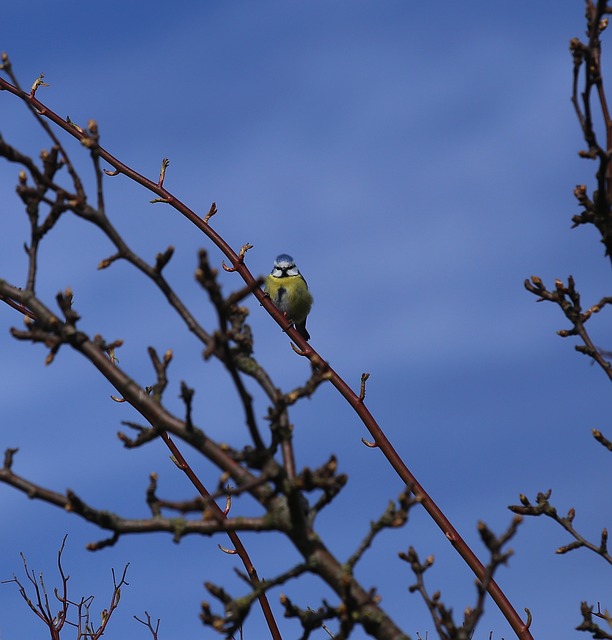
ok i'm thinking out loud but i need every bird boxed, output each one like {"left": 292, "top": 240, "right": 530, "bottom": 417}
{"left": 264, "top": 253, "right": 313, "bottom": 340}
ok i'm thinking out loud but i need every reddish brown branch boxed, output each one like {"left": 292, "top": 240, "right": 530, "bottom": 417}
{"left": 155, "top": 430, "right": 282, "bottom": 639}
{"left": 0, "top": 72, "right": 532, "bottom": 640}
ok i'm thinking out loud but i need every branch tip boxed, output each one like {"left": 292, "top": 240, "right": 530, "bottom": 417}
{"left": 3, "top": 447, "right": 19, "bottom": 469}
{"left": 222, "top": 244, "right": 253, "bottom": 272}
{"left": 359, "top": 372, "right": 370, "bottom": 401}
{"left": 30, "top": 72, "right": 49, "bottom": 97}
{"left": 158, "top": 157, "right": 169, "bottom": 187}
{"left": 361, "top": 437, "right": 378, "bottom": 448}
{"left": 218, "top": 544, "right": 237, "bottom": 555}
{"left": 203, "top": 202, "right": 217, "bottom": 224}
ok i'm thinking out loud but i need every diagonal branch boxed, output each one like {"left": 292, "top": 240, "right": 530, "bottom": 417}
{"left": 0, "top": 70, "right": 533, "bottom": 640}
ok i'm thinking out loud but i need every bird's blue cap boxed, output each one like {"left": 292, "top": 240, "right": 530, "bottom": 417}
{"left": 275, "top": 253, "right": 294, "bottom": 264}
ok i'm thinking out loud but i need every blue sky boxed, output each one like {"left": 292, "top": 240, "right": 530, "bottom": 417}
{"left": 1, "top": 2, "right": 611, "bottom": 638}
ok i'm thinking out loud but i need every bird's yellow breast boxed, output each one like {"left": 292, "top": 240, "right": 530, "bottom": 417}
{"left": 264, "top": 274, "right": 313, "bottom": 323}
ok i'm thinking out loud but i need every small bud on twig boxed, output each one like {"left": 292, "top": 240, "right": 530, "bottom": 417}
{"left": 30, "top": 72, "right": 49, "bottom": 97}
{"left": 359, "top": 373, "right": 370, "bottom": 401}
{"left": 158, "top": 158, "right": 170, "bottom": 188}
{"left": 203, "top": 202, "right": 217, "bottom": 224}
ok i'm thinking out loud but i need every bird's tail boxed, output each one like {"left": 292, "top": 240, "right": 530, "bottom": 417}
{"left": 296, "top": 320, "right": 310, "bottom": 341}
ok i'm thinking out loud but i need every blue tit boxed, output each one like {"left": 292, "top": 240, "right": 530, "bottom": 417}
{"left": 264, "top": 253, "right": 313, "bottom": 340}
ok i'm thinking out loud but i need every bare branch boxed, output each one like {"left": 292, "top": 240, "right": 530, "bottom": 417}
{"left": 2, "top": 538, "right": 130, "bottom": 640}
{"left": 509, "top": 490, "right": 612, "bottom": 565}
